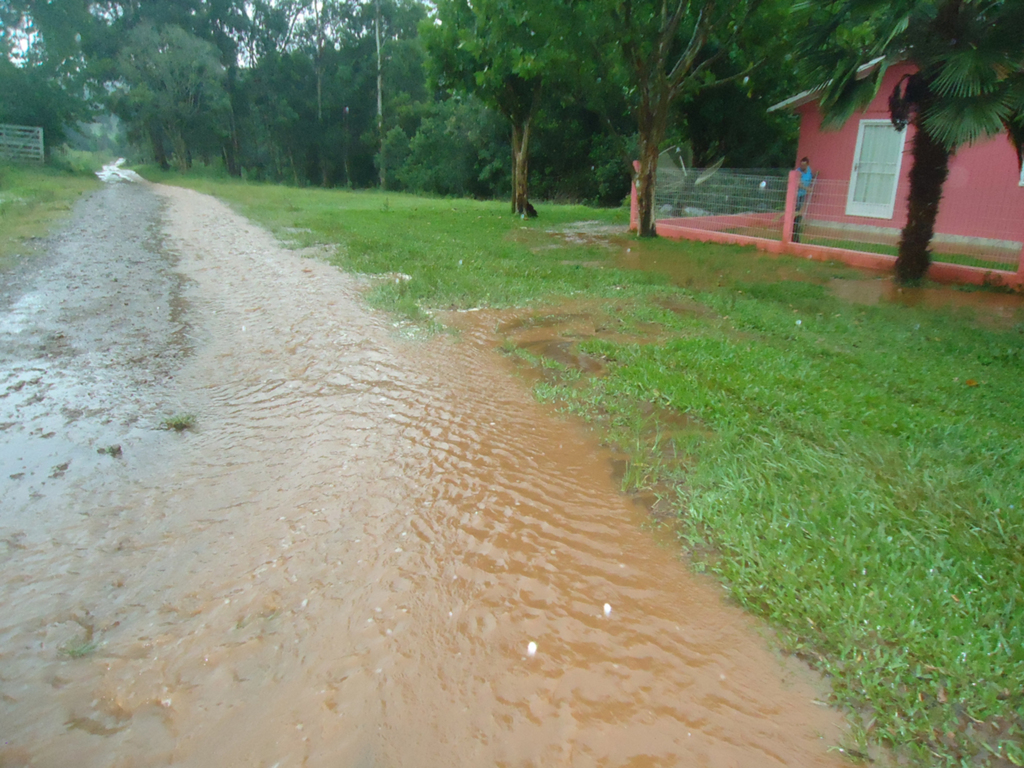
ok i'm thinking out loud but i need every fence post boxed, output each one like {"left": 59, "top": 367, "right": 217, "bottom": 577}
{"left": 629, "top": 160, "right": 640, "bottom": 232}
{"left": 781, "top": 169, "right": 799, "bottom": 245}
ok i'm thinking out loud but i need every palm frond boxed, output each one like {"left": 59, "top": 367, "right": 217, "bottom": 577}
{"left": 819, "top": 60, "right": 887, "bottom": 129}
{"left": 930, "top": 48, "right": 1007, "bottom": 99}
{"left": 922, "top": 91, "right": 1013, "bottom": 148}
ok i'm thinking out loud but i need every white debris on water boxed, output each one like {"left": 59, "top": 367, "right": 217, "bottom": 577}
{"left": 603, "top": 603, "right": 612, "bottom": 617}
{"left": 96, "top": 158, "right": 144, "bottom": 183}
{"left": 527, "top": 641, "right": 537, "bottom": 657}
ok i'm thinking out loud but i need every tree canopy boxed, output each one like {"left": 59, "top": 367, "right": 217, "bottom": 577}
{"left": 3, "top": 0, "right": 804, "bottom": 210}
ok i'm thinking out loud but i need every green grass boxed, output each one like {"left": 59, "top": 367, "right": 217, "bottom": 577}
{"left": 161, "top": 413, "right": 196, "bottom": 432}
{"left": 553, "top": 287, "right": 1023, "bottom": 762}
{"left": 59, "top": 637, "right": 98, "bottom": 658}
{"left": 0, "top": 164, "right": 101, "bottom": 271}
{"left": 143, "top": 171, "right": 1024, "bottom": 766}
{"left": 134, "top": 167, "right": 649, "bottom": 315}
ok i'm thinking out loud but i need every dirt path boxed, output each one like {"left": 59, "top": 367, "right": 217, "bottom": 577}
{"left": 1, "top": 182, "right": 858, "bottom": 767}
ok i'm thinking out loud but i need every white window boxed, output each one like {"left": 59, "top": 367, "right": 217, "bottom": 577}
{"left": 846, "top": 120, "right": 907, "bottom": 218}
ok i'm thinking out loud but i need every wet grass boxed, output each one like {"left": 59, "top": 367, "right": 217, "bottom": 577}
{"left": 144, "top": 171, "right": 1024, "bottom": 767}
{"left": 539, "top": 286, "right": 1024, "bottom": 765}
{"left": 59, "top": 637, "right": 98, "bottom": 658}
{"left": 801, "top": 235, "right": 1018, "bottom": 273}
{"left": 162, "top": 413, "right": 196, "bottom": 432}
{"left": 0, "top": 164, "right": 100, "bottom": 271}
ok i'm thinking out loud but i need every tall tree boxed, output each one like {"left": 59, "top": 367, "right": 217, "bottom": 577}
{"left": 581, "top": 0, "right": 783, "bottom": 237}
{"left": 0, "top": 58, "right": 89, "bottom": 152}
{"left": 115, "top": 24, "right": 230, "bottom": 171}
{"left": 424, "top": 0, "right": 571, "bottom": 216}
{"left": 0, "top": 0, "right": 96, "bottom": 149}
{"left": 802, "top": 0, "right": 1024, "bottom": 283}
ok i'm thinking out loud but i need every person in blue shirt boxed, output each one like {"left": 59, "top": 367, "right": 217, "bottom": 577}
{"left": 794, "top": 157, "right": 813, "bottom": 242}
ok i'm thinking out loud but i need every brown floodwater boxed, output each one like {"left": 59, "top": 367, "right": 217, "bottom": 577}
{"left": 606, "top": 226, "right": 1023, "bottom": 324}
{"left": 1, "top": 184, "right": 859, "bottom": 767}
{"left": 829, "top": 276, "right": 1024, "bottom": 326}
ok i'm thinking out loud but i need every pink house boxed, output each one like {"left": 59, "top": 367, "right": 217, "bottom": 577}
{"left": 770, "top": 60, "right": 1024, "bottom": 264}
{"left": 637, "top": 60, "right": 1024, "bottom": 288}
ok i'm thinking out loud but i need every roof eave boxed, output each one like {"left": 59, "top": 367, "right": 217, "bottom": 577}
{"left": 767, "top": 56, "right": 888, "bottom": 113}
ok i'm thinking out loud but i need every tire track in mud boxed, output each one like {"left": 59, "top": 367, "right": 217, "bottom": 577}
{"left": 1, "top": 182, "right": 862, "bottom": 767}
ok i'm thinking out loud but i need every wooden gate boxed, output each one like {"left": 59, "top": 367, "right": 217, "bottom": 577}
{"left": 0, "top": 124, "right": 44, "bottom": 163}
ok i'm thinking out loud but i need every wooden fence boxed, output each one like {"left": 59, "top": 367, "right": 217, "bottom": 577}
{"left": 0, "top": 124, "right": 44, "bottom": 163}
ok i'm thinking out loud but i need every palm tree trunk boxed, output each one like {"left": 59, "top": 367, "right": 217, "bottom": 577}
{"left": 896, "top": 122, "right": 951, "bottom": 284}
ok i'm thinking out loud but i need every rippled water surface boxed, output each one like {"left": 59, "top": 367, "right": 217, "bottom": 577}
{"left": 0, "top": 183, "right": 855, "bottom": 767}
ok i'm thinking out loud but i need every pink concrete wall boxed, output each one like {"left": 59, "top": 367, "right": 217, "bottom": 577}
{"left": 794, "top": 62, "right": 1024, "bottom": 243}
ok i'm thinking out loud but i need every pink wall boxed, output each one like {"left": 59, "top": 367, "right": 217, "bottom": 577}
{"left": 794, "top": 62, "right": 1024, "bottom": 244}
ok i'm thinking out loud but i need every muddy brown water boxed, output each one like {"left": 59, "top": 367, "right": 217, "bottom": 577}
{"left": 610, "top": 228, "right": 1024, "bottom": 323}
{"left": 1, "top": 183, "right": 857, "bottom": 767}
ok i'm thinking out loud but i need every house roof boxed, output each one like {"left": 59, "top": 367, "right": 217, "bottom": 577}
{"left": 767, "top": 57, "right": 887, "bottom": 113}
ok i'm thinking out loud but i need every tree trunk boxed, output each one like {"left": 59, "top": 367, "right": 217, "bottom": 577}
{"left": 225, "top": 68, "right": 242, "bottom": 178}
{"left": 149, "top": 121, "right": 169, "bottom": 171}
{"left": 376, "top": 0, "right": 386, "bottom": 190}
{"left": 635, "top": 132, "right": 660, "bottom": 237}
{"left": 895, "top": 121, "right": 951, "bottom": 284}
{"left": 169, "top": 127, "right": 189, "bottom": 173}
{"left": 635, "top": 92, "right": 669, "bottom": 238}
{"left": 511, "top": 119, "right": 532, "bottom": 215}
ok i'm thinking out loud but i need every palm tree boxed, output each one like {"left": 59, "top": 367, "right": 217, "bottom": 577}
{"left": 801, "top": 0, "right": 1024, "bottom": 283}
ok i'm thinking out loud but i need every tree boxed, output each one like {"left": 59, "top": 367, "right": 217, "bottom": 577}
{"left": 580, "top": 0, "right": 784, "bottom": 236}
{"left": 115, "top": 24, "right": 230, "bottom": 171}
{"left": 803, "top": 0, "right": 1024, "bottom": 283}
{"left": 424, "top": 0, "right": 572, "bottom": 216}
{"left": 0, "top": 59, "right": 89, "bottom": 153}
{"left": 0, "top": 0, "right": 95, "bottom": 152}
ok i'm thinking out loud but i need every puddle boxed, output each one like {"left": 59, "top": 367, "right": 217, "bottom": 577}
{"left": 829, "top": 276, "right": 1024, "bottom": 326}
{"left": 0, "top": 184, "right": 194, "bottom": 529}
{"left": 556, "top": 224, "right": 1024, "bottom": 326}
{"left": 615, "top": 240, "right": 819, "bottom": 291}
{"left": 0, "top": 185, "right": 866, "bottom": 767}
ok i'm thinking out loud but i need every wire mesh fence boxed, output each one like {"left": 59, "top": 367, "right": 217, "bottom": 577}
{"left": 795, "top": 178, "right": 1022, "bottom": 272}
{"left": 654, "top": 164, "right": 790, "bottom": 242}
{"left": 655, "top": 164, "right": 1023, "bottom": 273}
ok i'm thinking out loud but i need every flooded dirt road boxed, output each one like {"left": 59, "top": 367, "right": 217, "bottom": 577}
{"left": 1, "top": 182, "right": 856, "bottom": 767}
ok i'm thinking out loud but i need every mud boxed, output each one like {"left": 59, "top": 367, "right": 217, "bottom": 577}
{"left": 828, "top": 276, "right": 1024, "bottom": 326}
{"left": 1, "top": 183, "right": 859, "bottom": 767}
{"left": 535, "top": 224, "right": 1023, "bottom": 325}
{"left": 0, "top": 184, "right": 191, "bottom": 528}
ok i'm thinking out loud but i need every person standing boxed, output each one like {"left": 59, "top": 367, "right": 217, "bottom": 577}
{"left": 794, "top": 157, "right": 813, "bottom": 243}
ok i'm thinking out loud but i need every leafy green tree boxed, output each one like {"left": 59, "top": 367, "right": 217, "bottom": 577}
{"left": 424, "top": 0, "right": 573, "bottom": 215}
{"left": 803, "top": 0, "right": 1024, "bottom": 283}
{"left": 579, "top": 0, "right": 785, "bottom": 236}
{"left": 0, "top": 58, "right": 89, "bottom": 153}
{"left": 387, "top": 96, "right": 510, "bottom": 197}
{"left": 0, "top": 0, "right": 95, "bottom": 153}
{"left": 115, "top": 24, "right": 230, "bottom": 171}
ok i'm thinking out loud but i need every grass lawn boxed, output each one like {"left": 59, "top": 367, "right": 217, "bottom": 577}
{"left": 142, "top": 170, "right": 1024, "bottom": 767}
{"left": 801, "top": 234, "right": 1019, "bottom": 273}
{"left": 0, "top": 164, "right": 101, "bottom": 271}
